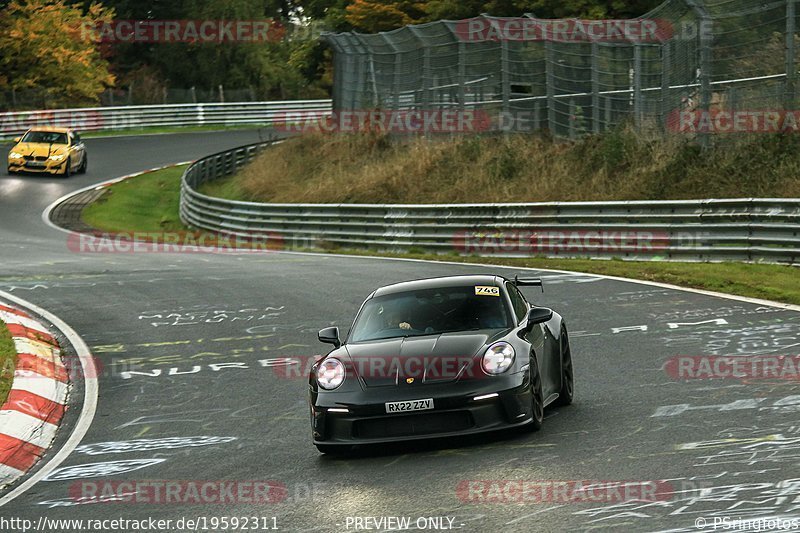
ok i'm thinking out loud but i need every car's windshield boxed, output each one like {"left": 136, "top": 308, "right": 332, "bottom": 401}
{"left": 349, "top": 285, "right": 511, "bottom": 342}
{"left": 20, "top": 131, "right": 68, "bottom": 145}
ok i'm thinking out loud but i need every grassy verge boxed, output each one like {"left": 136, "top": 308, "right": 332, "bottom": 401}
{"left": 82, "top": 165, "right": 188, "bottom": 233}
{"left": 200, "top": 129, "right": 800, "bottom": 204}
{"left": 82, "top": 165, "right": 800, "bottom": 306}
{"left": 0, "top": 320, "right": 17, "bottom": 407}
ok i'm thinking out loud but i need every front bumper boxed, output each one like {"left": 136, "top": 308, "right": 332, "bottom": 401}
{"left": 8, "top": 158, "right": 67, "bottom": 174}
{"left": 311, "top": 370, "right": 533, "bottom": 446}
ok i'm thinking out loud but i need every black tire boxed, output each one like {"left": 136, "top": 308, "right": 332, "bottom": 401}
{"left": 316, "top": 444, "right": 350, "bottom": 455}
{"left": 525, "top": 356, "right": 544, "bottom": 432}
{"left": 6, "top": 167, "right": 13, "bottom": 176}
{"left": 554, "top": 327, "right": 574, "bottom": 407}
{"left": 79, "top": 154, "right": 87, "bottom": 174}
{"left": 63, "top": 157, "right": 71, "bottom": 178}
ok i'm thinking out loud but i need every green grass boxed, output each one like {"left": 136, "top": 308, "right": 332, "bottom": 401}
{"left": 0, "top": 320, "right": 17, "bottom": 407}
{"left": 82, "top": 165, "right": 188, "bottom": 233}
{"left": 82, "top": 165, "right": 800, "bottom": 307}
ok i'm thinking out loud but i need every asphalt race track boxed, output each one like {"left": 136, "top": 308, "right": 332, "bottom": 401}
{"left": 1, "top": 130, "right": 799, "bottom": 532}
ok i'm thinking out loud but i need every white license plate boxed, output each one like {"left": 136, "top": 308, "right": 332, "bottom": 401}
{"left": 385, "top": 398, "right": 434, "bottom": 414}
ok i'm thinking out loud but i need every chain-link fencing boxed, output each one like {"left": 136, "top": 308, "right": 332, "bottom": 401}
{"left": 323, "top": 0, "right": 800, "bottom": 142}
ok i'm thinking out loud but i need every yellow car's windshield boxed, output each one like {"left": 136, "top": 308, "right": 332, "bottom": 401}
{"left": 21, "top": 131, "right": 68, "bottom": 145}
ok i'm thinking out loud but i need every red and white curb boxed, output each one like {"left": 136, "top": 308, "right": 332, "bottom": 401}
{"left": 0, "top": 304, "right": 68, "bottom": 489}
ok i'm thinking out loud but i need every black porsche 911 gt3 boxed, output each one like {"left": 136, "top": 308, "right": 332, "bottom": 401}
{"left": 309, "top": 274, "right": 574, "bottom": 454}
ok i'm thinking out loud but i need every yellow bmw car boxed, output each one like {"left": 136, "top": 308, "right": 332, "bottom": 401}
{"left": 7, "top": 127, "right": 87, "bottom": 177}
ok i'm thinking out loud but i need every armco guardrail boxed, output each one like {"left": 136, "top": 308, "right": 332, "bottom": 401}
{"left": 0, "top": 100, "right": 331, "bottom": 139}
{"left": 180, "top": 142, "right": 800, "bottom": 264}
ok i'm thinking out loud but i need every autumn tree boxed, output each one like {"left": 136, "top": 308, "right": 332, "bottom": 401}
{"left": 423, "top": 0, "right": 664, "bottom": 22}
{"left": 0, "top": 0, "right": 116, "bottom": 107}
{"left": 345, "top": 0, "right": 426, "bottom": 33}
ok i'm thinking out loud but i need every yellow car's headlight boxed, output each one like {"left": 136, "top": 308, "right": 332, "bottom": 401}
{"left": 49, "top": 154, "right": 66, "bottom": 161}
{"left": 9, "top": 151, "right": 22, "bottom": 159}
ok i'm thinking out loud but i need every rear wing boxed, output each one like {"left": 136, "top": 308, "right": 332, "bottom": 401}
{"left": 514, "top": 276, "right": 544, "bottom": 293}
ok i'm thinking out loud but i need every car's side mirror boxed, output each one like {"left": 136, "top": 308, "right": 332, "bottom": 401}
{"left": 318, "top": 327, "right": 341, "bottom": 348}
{"left": 527, "top": 307, "right": 553, "bottom": 328}
{"left": 12, "top": 137, "right": 20, "bottom": 143}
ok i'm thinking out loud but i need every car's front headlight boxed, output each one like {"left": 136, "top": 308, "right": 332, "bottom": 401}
{"left": 317, "top": 358, "right": 345, "bottom": 390}
{"left": 49, "top": 154, "right": 66, "bottom": 161}
{"left": 9, "top": 151, "right": 22, "bottom": 159}
{"left": 482, "top": 342, "right": 516, "bottom": 375}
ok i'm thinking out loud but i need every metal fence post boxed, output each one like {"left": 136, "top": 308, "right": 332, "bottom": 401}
{"left": 501, "top": 39, "right": 510, "bottom": 117}
{"left": 569, "top": 99, "right": 577, "bottom": 139}
{"left": 787, "top": 0, "right": 797, "bottom": 110}
{"left": 422, "top": 46, "right": 431, "bottom": 107}
{"left": 687, "top": 0, "right": 712, "bottom": 148}
{"left": 545, "top": 40, "right": 556, "bottom": 136}
{"left": 592, "top": 42, "right": 601, "bottom": 133}
{"left": 458, "top": 41, "right": 466, "bottom": 111}
{"left": 633, "top": 44, "right": 643, "bottom": 129}
{"left": 661, "top": 40, "right": 671, "bottom": 131}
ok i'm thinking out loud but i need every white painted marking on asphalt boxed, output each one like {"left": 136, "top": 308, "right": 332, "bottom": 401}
{"left": 0, "top": 291, "right": 97, "bottom": 509}
{"left": 505, "top": 505, "right": 566, "bottom": 524}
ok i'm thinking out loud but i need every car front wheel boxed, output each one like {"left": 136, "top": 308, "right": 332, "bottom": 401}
{"left": 62, "top": 157, "right": 71, "bottom": 178}
{"left": 525, "top": 356, "right": 544, "bottom": 432}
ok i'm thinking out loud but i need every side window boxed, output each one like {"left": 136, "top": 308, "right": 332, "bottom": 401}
{"left": 73, "top": 132, "right": 81, "bottom": 144}
{"left": 506, "top": 283, "right": 529, "bottom": 322}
